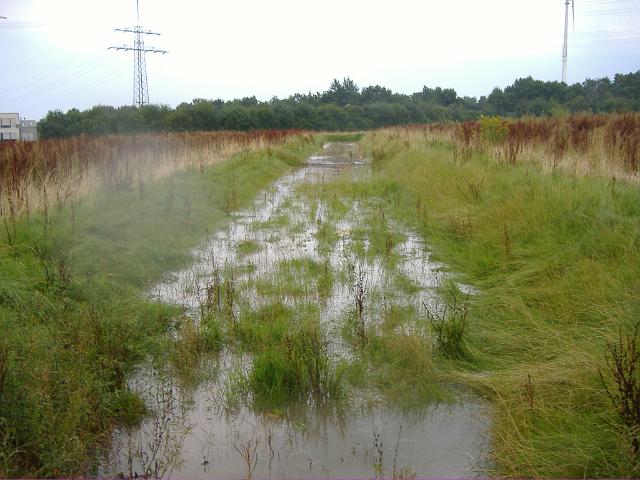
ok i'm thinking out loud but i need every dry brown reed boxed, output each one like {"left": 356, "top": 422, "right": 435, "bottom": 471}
{"left": 0, "top": 130, "right": 309, "bottom": 222}
{"left": 392, "top": 113, "right": 640, "bottom": 182}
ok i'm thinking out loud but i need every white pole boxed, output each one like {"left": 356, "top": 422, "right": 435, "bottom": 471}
{"left": 562, "top": 0, "right": 569, "bottom": 83}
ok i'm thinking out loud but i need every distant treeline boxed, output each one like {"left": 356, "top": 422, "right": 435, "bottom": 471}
{"left": 39, "top": 71, "right": 640, "bottom": 138}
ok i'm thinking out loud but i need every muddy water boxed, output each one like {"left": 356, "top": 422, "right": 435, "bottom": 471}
{"left": 102, "top": 143, "right": 490, "bottom": 479}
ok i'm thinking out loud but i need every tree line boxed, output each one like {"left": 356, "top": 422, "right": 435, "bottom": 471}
{"left": 38, "top": 71, "right": 640, "bottom": 138}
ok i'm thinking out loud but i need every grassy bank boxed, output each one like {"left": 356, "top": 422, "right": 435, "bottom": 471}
{"left": 0, "top": 134, "right": 317, "bottom": 477}
{"left": 415, "top": 113, "right": 640, "bottom": 183}
{"left": 351, "top": 129, "right": 640, "bottom": 476}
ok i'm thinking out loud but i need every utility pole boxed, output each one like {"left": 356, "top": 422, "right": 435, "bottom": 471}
{"left": 109, "top": 0, "right": 167, "bottom": 107}
{"left": 562, "top": 0, "right": 569, "bottom": 83}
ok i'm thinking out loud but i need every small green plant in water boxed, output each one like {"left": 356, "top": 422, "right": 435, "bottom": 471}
{"left": 249, "top": 325, "right": 343, "bottom": 406}
{"left": 425, "top": 285, "right": 470, "bottom": 359}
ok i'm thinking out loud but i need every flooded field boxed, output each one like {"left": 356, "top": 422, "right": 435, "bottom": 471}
{"left": 102, "top": 143, "right": 490, "bottom": 479}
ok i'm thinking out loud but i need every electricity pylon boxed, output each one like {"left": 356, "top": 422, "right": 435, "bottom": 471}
{"left": 109, "top": 0, "right": 167, "bottom": 107}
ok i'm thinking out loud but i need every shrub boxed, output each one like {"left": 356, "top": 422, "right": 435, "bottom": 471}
{"left": 480, "top": 115, "right": 509, "bottom": 145}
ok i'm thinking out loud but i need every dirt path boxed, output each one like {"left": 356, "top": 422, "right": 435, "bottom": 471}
{"left": 102, "top": 143, "right": 489, "bottom": 479}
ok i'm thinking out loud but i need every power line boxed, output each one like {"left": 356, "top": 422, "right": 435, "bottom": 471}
{"left": 581, "top": 0, "right": 638, "bottom": 6}
{"left": 1, "top": 56, "right": 113, "bottom": 106}
{"left": 20, "top": 64, "right": 126, "bottom": 116}
{"left": 2, "top": 55, "right": 98, "bottom": 97}
{"left": 109, "top": 0, "right": 167, "bottom": 107}
{"left": 0, "top": 20, "right": 43, "bottom": 29}
{"left": 580, "top": 7, "right": 640, "bottom": 15}
{"left": 573, "top": 38, "right": 640, "bottom": 46}
{"left": 571, "top": 27, "right": 640, "bottom": 36}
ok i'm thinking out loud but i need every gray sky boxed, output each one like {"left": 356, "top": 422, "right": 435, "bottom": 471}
{"left": 1, "top": 0, "right": 639, "bottom": 120}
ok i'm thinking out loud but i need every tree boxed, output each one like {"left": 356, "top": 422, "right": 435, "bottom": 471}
{"left": 361, "top": 85, "right": 394, "bottom": 104}
{"left": 323, "top": 77, "right": 360, "bottom": 106}
{"left": 36, "top": 70, "right": 640, "bottom": 138}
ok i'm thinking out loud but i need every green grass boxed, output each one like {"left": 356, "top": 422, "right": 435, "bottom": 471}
{"left": 236, "top": 239, "right": 261, "bottom": 257}
{"left": 6, "top": 129, "right": 637, "bottom": 477}
{"left": 0, "top": 136, "right": 318, "bottom": 477}
{"left": 250, "top": 258, "right": 334, "bottom": 300}
{"left": 230, "top": 300, "right": 343, "bottom": 407}
{"left": 321, "top": 133, "right": 365, "bottom": 143}
{"left": 355, "top": 132, "right": 640, "bottom": 477}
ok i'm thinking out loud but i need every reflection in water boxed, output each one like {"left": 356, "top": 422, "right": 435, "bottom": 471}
{"left": 102, "top": 143, "right": 490, "bottom": 478}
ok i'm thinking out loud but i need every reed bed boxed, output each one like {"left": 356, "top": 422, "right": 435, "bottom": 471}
{"left": 0, "top": 130, "right": 309, "bottom": 224}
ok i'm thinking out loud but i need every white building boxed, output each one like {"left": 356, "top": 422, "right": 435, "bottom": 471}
{"left": 0, "top": 113, "right": 20, "bottom": 141}
{"left": 0, "top": 113, "right": 38, "bottom": 141}
{"left": 19, "top": 119, "right": 38, "bottom": 141}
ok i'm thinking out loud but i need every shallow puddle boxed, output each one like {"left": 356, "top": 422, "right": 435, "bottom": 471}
{"left": 102, "top": 143, "right": 490, "bottom": 478}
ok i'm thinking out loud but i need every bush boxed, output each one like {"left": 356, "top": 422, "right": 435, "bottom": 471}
{"left": 480, "top": 115, "right": 509, "bottom": 145}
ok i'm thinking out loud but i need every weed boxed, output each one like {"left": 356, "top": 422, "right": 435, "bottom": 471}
{"left": 600, "top": 321, "right": 640, "bottom": 457}
{"left": 292, "top": 327, "right": 342, "bottom": 399}
{"left": 246, "top": 307, "right": 342, "bottom": 405}
{"left": 424, "top": 288, "right": 469, "bottom": 359}
{"left": 414, "top": 113, "right": 640, "bottom": 181}
{"left": 448, "top": 215, "right": 473, "bottom": 239}
{"left": 236, "top": 239, "right": 260, "bottom": 257}
{"left": 453, "top": 121, "right": 479, "bottom": 162}
{"left": 250, "top": 347, "right": 300, "bottom": 403}
{"left": 224, "top": 271, "right": 237, "bottom": 324}
{"left": 373, "top": 429, "right": 384, "bottom": 479}
{"left": 503, "top": 224, "right": 512, "bottom": 260}
{"left": 201, "top": 314, "right": 224, "bottom": 352}
{"left": 466, "top": 177, "right": 484, "bottom": 201}
{"left": 524, "top": 372, "right": 535, "bottom": 410}
{"left": 0, "top": 343, "right": 8, "bottom": 400}
{"left": 354, "top": 267, "right": 367, "bottom": 346}
{"left": 392, "top": 426, "right": 416, "bottom": 480}
{"left": 211, "top": 263, "right": 222, "bottom": 311}
{"left": 171, "top": 316, "right": 205, "bottom": 371}
{"left": 233, "top": 436, "right": 260, "bottom": 480}
{"left": 479, "top": 115, "right": 509, "bottom": 145}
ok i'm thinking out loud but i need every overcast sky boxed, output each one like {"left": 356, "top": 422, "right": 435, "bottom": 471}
{"left": 1, "top": 0, "right": 639, "bottom": 120}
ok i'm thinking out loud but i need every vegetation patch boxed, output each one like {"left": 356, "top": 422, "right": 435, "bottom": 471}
{"left": 235, "top": 239, "right": 260, "bottom": 257}
{"left": 358, "top": 127, "right": 640, "bottom": 477}
{"left": 0, "top": 134, "right": 317, "bottom": 477}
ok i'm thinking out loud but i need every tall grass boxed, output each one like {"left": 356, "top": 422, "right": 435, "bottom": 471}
{"left": 0, "top": 130, "right": 309, "bottom": 225}
{"left": 232, "top": 302, "right": 343, "bottom": 406}
{"left": 360, "top": 124, "right": 640, "bottom": 476}
{"left": 392, "top": 113, "right": 640, "bottom": 182}
{"left": 0, "top": 133, "right": 316, "bottom": 477}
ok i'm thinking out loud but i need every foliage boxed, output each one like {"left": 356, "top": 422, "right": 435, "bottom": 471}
{"left": 409, "top": 113, "right": 640, "bottom": 177}
{"left": 600, "top": 321, "right": 640, "bottom": 458}
{"left": 359, "top": 127, "right": 640, "bottom": 476}
{"left": 425, "top": 286, "right": 470, "bottom": 360}
{"left": 0, "top": 135, "right": 316, "bottom": 477}
{"left": 234, "top": 301, "right": 343, "bottom": 406}
{"left": 36, "top": 71, "right": 640, "bottom": 137}
{"left": 479, "top": 115, "right": 509, "bottom": 145}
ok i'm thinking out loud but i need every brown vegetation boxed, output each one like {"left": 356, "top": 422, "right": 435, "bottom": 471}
{"left": 401, "top": 113, "right": 640, "bottom": 182}
{"left": 0, "top": 129, "right": 309, "bottom": 224}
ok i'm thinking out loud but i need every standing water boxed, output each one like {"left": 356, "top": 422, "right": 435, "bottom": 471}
{"left": 102, "top": 143, "right": 490, "bottom": 479}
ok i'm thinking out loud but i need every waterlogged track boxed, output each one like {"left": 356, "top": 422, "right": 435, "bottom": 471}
{"left": 102, "top": 143, "right": 490, "bottom": 478}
